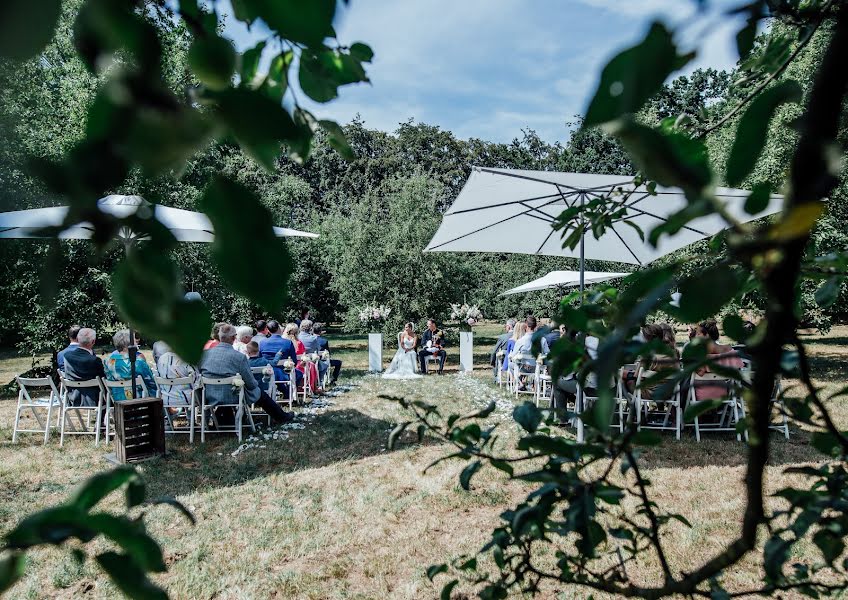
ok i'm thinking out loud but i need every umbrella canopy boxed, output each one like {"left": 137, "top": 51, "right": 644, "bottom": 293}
{"left": 0, "top": 195, "right": 318, "bottom": 242}
{"left": 501, "top": 270, "right": 629, "bottom": 296}
{"left": 424, "top": 167, "right": 783, "bottom": 264}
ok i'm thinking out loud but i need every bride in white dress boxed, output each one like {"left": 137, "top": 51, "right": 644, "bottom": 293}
{"left": 383, "top": 322, "right": 422, "bottom": 379}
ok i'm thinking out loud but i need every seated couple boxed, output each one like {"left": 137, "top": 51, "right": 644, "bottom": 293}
{"left": 383, "top": 319, "right": 446, "bottom": 379}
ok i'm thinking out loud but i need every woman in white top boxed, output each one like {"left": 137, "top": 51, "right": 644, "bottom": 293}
{"left": 383, "top": 323, "right": 422, "bottom": 379}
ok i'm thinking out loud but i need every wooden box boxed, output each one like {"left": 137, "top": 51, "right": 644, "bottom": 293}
{"left": 113, "top": 397, "right": 165, "bottom": 463}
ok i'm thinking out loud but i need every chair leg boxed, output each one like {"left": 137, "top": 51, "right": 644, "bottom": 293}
{"left": 60, "top": 403, "right": 67, "bottom": 447}
{"left": 44, "top": 401, "right": 54, "bottom": 445}
{"left": 201, "top": 401, "right": 207, "bottom": 443}
{"left": 695, "top": 416, "right": 701, "bottom": 442}
{"left": 12, "top": 399, "right": 22, "bottom": 443}
{"left": 104, "top": 399, "right": 111, "bottom": 444}
{"left": 94, "top": 400, "right": 102, "bottom": 447}
{"left": 675, "top": 403, "right": 681, "bottom": 440}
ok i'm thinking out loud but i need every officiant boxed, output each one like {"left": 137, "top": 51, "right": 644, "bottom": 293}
{"left": 419, "top": 319, "right": 447, "bottom": 374}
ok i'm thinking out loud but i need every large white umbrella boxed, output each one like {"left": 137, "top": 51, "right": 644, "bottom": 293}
{"left": 0, "top": 194, "right": 319, "bottom": 241}
{"left": 501, "top": 270, "right": 629, "bottom": 296}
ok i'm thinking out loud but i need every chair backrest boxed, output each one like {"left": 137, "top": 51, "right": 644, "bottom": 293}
{"left": 154, "top": 376, "right": 194, "bottom": 386}
{"left": 16, "top": 376, "right": 60, "bottom": 401}
{"left": 62, "top": 378, "right": 102, "bottom": 388}
{"left": 636, "top": 369, "right": 678, "bottom": 401}
{"left": 199, "top": 376, "right": 244, "bottom": 405}
{"left": 102, "top": 377, "right": 149, "bottom": 398}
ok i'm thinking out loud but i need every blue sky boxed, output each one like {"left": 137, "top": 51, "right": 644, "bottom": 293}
{"left": 224, "top": 0, "right": 748, "bottom": 144}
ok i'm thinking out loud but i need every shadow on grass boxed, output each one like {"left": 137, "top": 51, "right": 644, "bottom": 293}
{"left": 142, "top": 407, "right": 442, "bottom": 500}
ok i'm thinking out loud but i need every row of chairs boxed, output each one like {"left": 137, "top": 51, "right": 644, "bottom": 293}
{"left": 495, "top": 352, "right": 789, "bottom": 441}
{"left": 11, "top": 353, "right": 331, "bottom": 445}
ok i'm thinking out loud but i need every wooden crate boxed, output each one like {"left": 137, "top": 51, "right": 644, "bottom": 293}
{"left": 113, "top": 397, "right": 165, "bottom": 463}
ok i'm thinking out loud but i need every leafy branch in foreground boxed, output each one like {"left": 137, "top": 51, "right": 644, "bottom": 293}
{"left": 389, "top": 1, "right": 848, "bottom": 597}
{"left": 0, "top": 466, "right": 194, "bottom": 599}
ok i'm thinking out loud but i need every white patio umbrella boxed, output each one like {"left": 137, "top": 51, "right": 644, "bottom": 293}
{"left": 501, "top": 270, "right": 628, "bottom": 296}
{"left": 426, "top": 167, "right": 784, "bottom": 441}
{"left": 0, "top": 194, "right": 319, "bottom": 241}
{"left": 0, "top": 194, "right": 318, "bottom": 390}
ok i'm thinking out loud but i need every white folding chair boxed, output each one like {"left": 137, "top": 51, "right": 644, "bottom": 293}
{"left": 13, "top": 376, "right": 62, "bottom": 444}
{"left": 59, "top": 376, "right": 107, "bottom": 446}
{"left": 686, "top": 373, "right": 747, "bottom": 442}
{"left": 635, "top": 369, "right": 682, "bottom": 440}
{"left": 154, "top": 375, "right": 195, "bottom": 437}
{"left": 196, "top": 376, "right": 255, "bottom": 443}
{"left": 273, "top": 361, "right": 296, "bottom": 411}
{"left": 424, "top": 353, "right": 442, "bottom": 374}
{"left": 297, "top": 355, "right": 313, "bottom": 402}
{"left": 319, "top": 350, "right": 332, "bottom": 388}
{"left": 101, "top": 378, "right": 151, "bottom": 443}
{"left": 741, "top": 368, "right": 789, "bottom": 439}
{"left": 496, "top": 351, "right": 507, "bottom": 387}
{"left": 510, "top": 353, "right": 537, "bottom": 398}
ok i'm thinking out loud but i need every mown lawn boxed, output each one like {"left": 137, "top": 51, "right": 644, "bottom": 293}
{"left": 0, "top": 324, "right": 845, "bottom": 599}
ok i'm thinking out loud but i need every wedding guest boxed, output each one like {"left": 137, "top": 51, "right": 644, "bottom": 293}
{"left": 283, "top": 323, "right": 321, "bottom": 392}
{"left": 156, "top": 342, "right": 196, "bottom": 407}
{"left": 298, "top": 319, "right": 329, "bottom": 384}
{"left": 295, "top": 308, "right": 311, "bottom": 326}
{"left": 204, "top": 322, "right": 225, "bottom": 350}
{"left": 418, "top": 319, "right": 447, "bottom": 374}
{"left": 314, "top": 323, "right": 342, "bottom": 384}
{"left": 502, "top": 322, "right": 527, "bottom": 375}
{"left": 200, "top": 324, "right": 293, "bottom": 424}
{"left": 513, "top": 316, "right": 551, "bottom": 357}
{"left": 636, "top": 323, "right": 680, "bottom": 400}
{"left": 251, "top": 319, "right": 269, "bottom": 344}
{"left": 57, "top": 324, "right": 81, "bottom": 372}
{"left": 246, "top": 341, "right": 289, "bottom": 396}
{"left": 233, "top": 326, "right": 254, "bottom": 356}
{"left": 692, "top": 319, "right": 744, "bottom": 401}
{"left": 152, "top": 340, "right": 169, "bottom": 369}
{"left": 259, "top": 320, "right": 289, "bottom": 358}
{"left": 104, "top": 329, "right": 158, "bottom": 400}
{"left": 553, "top": 333, "right": 613, "bottom": 411}
{"left": 62, "top": 328, "right": 106, "bottom": 407}
{"left": 543, "top": 322, "right": 562, "bottom": 350}
{"left": 490, "top": 318, "right": 515, "bottom": 381}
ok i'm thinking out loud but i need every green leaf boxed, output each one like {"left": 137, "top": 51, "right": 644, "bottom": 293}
{"left": 814, "top": 276, "right": 842, "bottom": 308}
{"left": 632, "top": 430, "right": 662, "bottom": 446}
{"left": 0, "top": 552, "right": 25, "bottom": 595}
{"left": 813, "top": 529, "right": 844, "bottom": 565}
{"left": 125, "top": 106, "right": 212, "bottom": 175}
{"left": 0, "top": 0, "right": 61, "bottom": 60}
{"left": 126, "top": 477, "right": 146, "bottom": 509}
{"left": 441, "top": 579, "right": 459, "bottom": 600}
{"left": 299, "top": 47, "right": 368, "bottom": 103}
{"left": 584, "top": 22, "right": 692, "bottom": 126}
{"left": 459, "top": 461, "right": 482, "bottom": 491}
{"left": 150, "top": 497, "right": 197, "bottom": 526}
{"left": 769, "top": 203, "right": 824, "bottom": 242}
{"left": 240, "top": 40, "right": 267, "bottom": 85}
{"left": 213, "top": 88, "right": 302, "bottom": 169}
{"left": 606, "top": 118, "right": 711, "bottom": 201}
{"left": 85, "top": 513, "right": 166, "bottom": 572}
{"left": 320, "top": 120, "right": 355, "bottom": 161}
{"left": 74, "top": 0, "right": 160, "bottom": 75}
{"left": 261, "top": 50, "right": 293, "bottom": 102}
{"left": 735, "top": 11, "right": 759, "bottom": 61}
{"left": 513, "top": 402, "right": 542, "bottom": 434}
{"left": 726, "top": 80, "right": 802, "bottom": 186}
{"left": 810, "top": 431, "right": 842, "bottom": 457}
{"left": 71, "top": 466, "right": 137, "bottom": 512}
{"left": 247, "top": 0, "right": 336, "bottom": 46}
{"left": 95, "top": 552, "right": 168, "bottom": 600}
{"left": 112, "top": 251, "right": 211, "bottom": 365}
{"left": 350, "top": 42, "right": 374, "bottom": 62}
{"left": 683, "top": 398, "right": 726, "bottom": 423}
{"left": 4, "top": 506, "right": 96, "bottom": 549}
{"left": 489, "top": 460, "right": 514, "bottom": 477}
{"left": 426, "top": 563, "right": 448, "bottom": 581}
{"left": 198, "top": 176, "right": 292, "bottom": 312}
{"left": 722, "top": 314, "right": 748, "bottom": 342}
{"left": 678, "top": 265, "right": 741, "bottom": 322}
{"left": 188, "top": 35, "right": 236, "bottom": 91}
{"left": 744, "top": 182, "right": 772, "bottom": 215}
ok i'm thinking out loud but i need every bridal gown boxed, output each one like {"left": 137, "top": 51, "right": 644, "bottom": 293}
{"left": 383, "top": 336, "right": 422, "bottom": 379}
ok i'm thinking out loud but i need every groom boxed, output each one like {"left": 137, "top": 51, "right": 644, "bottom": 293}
{"left": 419, "top": 319, "right": 447, "bottom": 374}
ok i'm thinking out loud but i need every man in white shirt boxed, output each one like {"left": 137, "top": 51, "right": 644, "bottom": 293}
{"left": 513, "top": 316, "right": 550, "bottom": 356}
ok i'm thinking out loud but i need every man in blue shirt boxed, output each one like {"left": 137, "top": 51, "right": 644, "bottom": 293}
{"left": 57, "top": 324, "right": 81, "bottom": 372}
{"left": 314, "top": 323, "right": 342, "bottom": 384}
{"left": 246, "top": 341, "right": 290, "bottom": 399}
{"left": 258, "top": 320, "right": 303, "bottom": 386}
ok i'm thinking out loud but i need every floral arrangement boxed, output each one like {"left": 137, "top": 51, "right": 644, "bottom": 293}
{"left": 261, "top": 365, "right": 274, "bottom": 379}
{"left": 283, "top": 359, "right": 295, "bottom": 370}
{"left": 358, "top": 303, "right": 392, "bottom": 331}
{"left": 450, "top": 303, "right": 483, "bottom": 329}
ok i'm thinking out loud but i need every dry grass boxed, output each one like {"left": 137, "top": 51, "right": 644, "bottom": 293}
{"left": 0, "top": 324, "right": 845, "bottom": 599}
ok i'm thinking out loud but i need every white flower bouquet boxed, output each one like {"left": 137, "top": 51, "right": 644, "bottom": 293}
{"left": 450, "top": 303, "right": 483, "bottom": 329}
{"left": 358, "top": 303, "right": 392, "bottom": 331}
{"left": 283, "top": 359, "right": 295, "bottom": 370}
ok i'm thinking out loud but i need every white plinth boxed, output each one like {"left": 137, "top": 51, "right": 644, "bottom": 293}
{"left": 459, "top": 331, "right": 473, "bottom": 373}
{"left": 368, "top": 333, "right": 383, "bottom": 372}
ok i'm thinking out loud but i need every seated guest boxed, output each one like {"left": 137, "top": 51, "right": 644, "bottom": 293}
{"left": 693, "top": 319, "right": 744, "bottom": 401}
{"left": 260, "top": 320, "right": 289, "bottom": 357}
{"left": 418, "top": 319, "right": 447, "bottom": 374}
{"left": 204, "top": 322, "right": 225, "bottom": 350}
{"left": 284, "top": 323, "right": 322, "bottom": 393}
{"left": 314, "top": 323, "right": 342, "bottom": 384}
{"left": 298, "top": 319, "right": 329, "bottom": 383}
{"left": 251, "top": 319, "right": 269, "bottom": 344}
{"left": 553, "top": 333, "right": 613, "bottom": 410}
{"left": 489, "top": 318, "right": 515, "bottom": 381}
{"left": 156, "top": 342, "right": 196, "bottom": 407}
{"left": 233, "top": 326, "right": 254, "bottom": 356}
{"left": 200, "top": 324, "right": 293, "bottom": 424}
{"left": 543, "top": 321, "right": 561, "bottom": 350}
{"left": 57, "top": 324, "right": 82, "bottom": 372}
{"left": 511, "top": 316, "right": 550, "bottom": 391}
{"left": 62, "top": 327, "right": 106, "bottom": 407}
{"left": 246, "top": 341, "right": 289, "bottom": 397}
{"left": 636, "top": 323, "right": 680, "bottom": 400}
{"left": 104, "top": 329, "right": 158, "bottom": 400}
{"left": 152, "top": 340, "right": 170, "bottom": 369}
{"left": 502, "top": 322, "right": 526, "bottom": 375}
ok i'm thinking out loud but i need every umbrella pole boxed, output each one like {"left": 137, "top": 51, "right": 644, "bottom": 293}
{"left": 122, "top": 240, "right": 139, "bottom": 397}
{"left": 577, "top": 192, "right": 585, "bottom": 443}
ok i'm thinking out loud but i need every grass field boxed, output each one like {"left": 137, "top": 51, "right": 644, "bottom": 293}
{"left": 0, "top": 324, "right": 845, "bottom": 599}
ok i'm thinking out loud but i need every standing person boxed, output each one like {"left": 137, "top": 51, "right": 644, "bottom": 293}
{"left": 418, "top": 319, "right": 447, "bottom": 374}
{"left": 314, "top": 323, "right": 342, "bottom": 384}
{"left": 104, "top": 329, "right": 158, "bottom": 400}
{"left": 57, "top": 324, "right": 81, "bottom": 372}
{"left": 62, "top": 328, "right": 106, "bottom": 407}
{"left": 251, "top": 319, "right": 269, "bottom": 344}
{"left": 489, "top": 319, "right": 515, "bottom": 381}
{"left": 200, "top": 324, "right": 293, "bottom": 424}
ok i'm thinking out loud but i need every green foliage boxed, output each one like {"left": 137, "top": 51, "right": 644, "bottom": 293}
{"left": 0, "top": 466, "right": 192, "bottom": 599}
